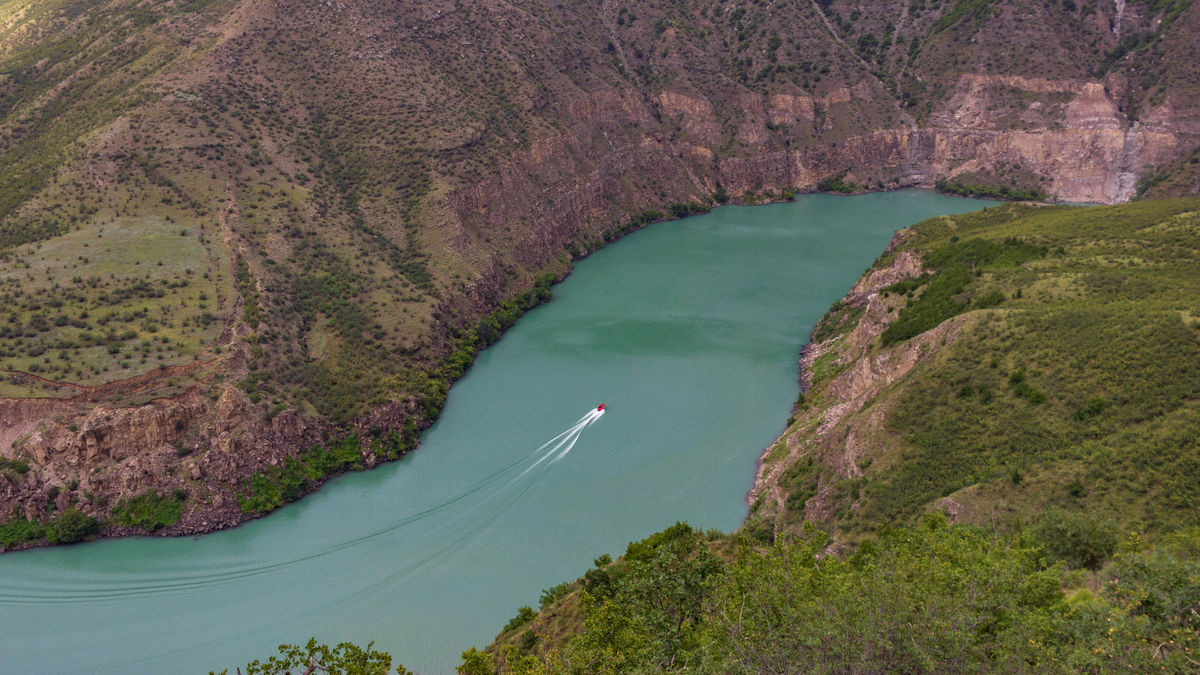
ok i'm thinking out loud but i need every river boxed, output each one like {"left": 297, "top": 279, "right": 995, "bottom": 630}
{"left": 0, "top": 191, "right": 993, "bottom": 673}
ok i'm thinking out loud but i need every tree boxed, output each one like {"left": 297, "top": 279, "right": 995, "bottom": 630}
{"left": 457, "top": 648, "right": 491, "bottom": 675}
{"left": 562, "top": 523, "right": 724, "bottom": 672}
{"left": 213, "top": 639, "right": 408, "bottom": 675}
{"left": 1031, "top": 509, "right": 1118, "bottom": 571}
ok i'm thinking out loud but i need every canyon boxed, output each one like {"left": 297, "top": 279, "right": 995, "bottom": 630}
{"left": 1, "top": 0, "right": 1198, "bottom": 544}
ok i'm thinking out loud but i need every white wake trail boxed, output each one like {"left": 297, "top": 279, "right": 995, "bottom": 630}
{"left": 513, "top": 408, "right": 604, "bottom": 481}
{"left": 554, "top": 408, "right": 609, "bottom": 458}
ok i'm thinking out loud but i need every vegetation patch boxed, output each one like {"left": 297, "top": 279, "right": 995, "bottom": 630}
{"left": 0, "top": 512, "right": 47, "bottom": 548}
{"left": 810, "top": 300, "right": 865, "bottom": 343}
{"left": 0, "top": 217, "right": 230, "bottom": 396}
{"left": 935, "top": 178, "right": 1049, "bottom": 202}
{"left": 480, "top": 517, "right": 1200, "bottom": 673}
{"left": 44, "top": 507, "right": 101, "bottom": 545}
{"left": 880, "top": 235, "right": 1045, "bottom": 346}
{"left": 110, "top": 490, "right": 187, "bottom": 532}
{"left": 816, "top": 170, "right": 857, "bottom": 194}
{"left": 820, "top": 199, "right": 1200, "bottom": 531}
{"left": 238, "top": 435, "right": 368, "bottom": 514}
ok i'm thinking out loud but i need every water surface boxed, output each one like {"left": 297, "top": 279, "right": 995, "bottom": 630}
{"left": 0, "top": 191, "right": 993, "bottom": 673}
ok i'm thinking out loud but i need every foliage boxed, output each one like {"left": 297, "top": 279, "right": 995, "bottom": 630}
{"left": 45, "top": 507, "right": 100, "bottom": 545}
{"left": 665, "top": 201, "right": 710, "bottom": 219}
{"left": 935, "top": 177, "right": 1048, "bottom": 201}
{"left": 214, "top": 638, "right": 409, "bottom": 675}
{"left": 844, "top": 200, "right": 1200, "bottom": 530}
{"left": 711, "top": 184, "right": 729, "bottom": 204}
{"left": 704, "top": 516, "right": 1060, "bottom": 673}
{"left": 235, "top": 258, "right": 263, "bottom": 328}
{"left": 458, "top": 648, "right": 492, "bottom": 675}
{"left": 540, "top": 581, "right": 571, "bottom": 610}
{"left": 484, "top": 520, "right": 1200, "bottom": 674}
{"left": 1031, "top": 509, "right": 1118, "bottom": 570}
{"left": 810, "top": 299, "right": 865, "bottom": 343}
{"left": 881, "top": 235, "right": 1044, "bottom": 346}
{"left": 237, "top": 435, "right": 367, "bottom": 514}
{"left": 408, "top": 272, "right": 558, "bottom": 423}
{"left": 816, "top": 170, "right": 857, "bottom": 194}
{"left": 931, "top": 0, "right": 995, "bottom": 34}
{"left": 1038, "top": 530, "right": 1200, "bottom": 671}
{"left": 502, "top": 606, "right": 537, "bottom": 634}
{"left": 0, "top": 457, "right": 31, "bottom": 475}
{"left": 110, "top": 490, "right": 186, "bottom": 531}
{"left": 559, "top": 523, "right": 723, "bottom": 671}
{"left": 0, "top": 512, "right": 47, "bottom": 548}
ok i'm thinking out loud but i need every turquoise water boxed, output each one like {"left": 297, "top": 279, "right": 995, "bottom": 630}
{"left": 0, "top": 191, "right": 993, "bottom": 673}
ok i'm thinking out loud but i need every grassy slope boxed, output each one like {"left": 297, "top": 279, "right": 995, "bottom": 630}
{"left": 0, "top": 0, "right": 241, "bottom": 397}
{"left": 751, "top": 197, "right": 1200, "bottom": 541}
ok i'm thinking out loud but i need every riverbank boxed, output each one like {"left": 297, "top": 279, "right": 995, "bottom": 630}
{"left": 0, "top": 191, "right": 999, "bottom": 673}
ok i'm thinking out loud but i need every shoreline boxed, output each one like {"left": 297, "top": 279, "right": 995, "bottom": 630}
{"left": 0, "top": 188, "right": 1074, "bottom": 553}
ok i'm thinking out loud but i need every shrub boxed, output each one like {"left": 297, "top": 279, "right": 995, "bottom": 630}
{"left": 539, "top": 581, "right": 570, "bottom": 609}
{"left": 881, "top": 237, "right": 1044, "bottom": 346}
{"left": 110, "top": 490, "right": 185, "bottom": 531}
{"left": 45, "top": 507, "right": 100, "bottom": 544}
{"left": 817, "top": 171, "right": 856, "bottom": 193}
{"left": 935, "top": 178, "right": 1048, "bottom": 201}
{"left": 502, "top": 606, "right": 537, "bottom": 633}
{"left": 1031, "top": 509, "right": 1117, "bottom": 570}
{"left": 1074, "top": 397, "right": 1106, "bottom": 421}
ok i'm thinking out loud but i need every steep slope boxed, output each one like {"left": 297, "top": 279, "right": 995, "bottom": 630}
{"left": 2, "top": 0, "right": 1199, "bottom": 544}
{"left": 749, "top": 198, "right": 1200, "bottom": 542}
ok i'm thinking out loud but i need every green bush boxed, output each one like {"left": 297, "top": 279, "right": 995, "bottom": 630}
{"left": 1074, "top": 397, "right": 1106, "bottom": 421}
{"left": 110, "top": 490, "right": 185, "bottom": 532}
{"left": 934, "top": 178, "right": 1048, "bottom": 201}
{"left": 45, "top": 507, "right": 100, "bottom": 545}
{"left": 238, "top": 436, "right": 366, "bottom": 514}
{"left": 502, "top": 606, "right": 537, "bottom": 634}
{"left": 817, "top": 170, "right": 856, "bottom": 193}
{"left": 539, "top": 581, "right": 570, "bottom": 609}
{"left": 1032, "top": 509, "right": 1118, "bottom": 570}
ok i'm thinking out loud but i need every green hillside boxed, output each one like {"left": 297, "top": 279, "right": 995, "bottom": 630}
{"left": 752, "top": 198, "right": 1200, "bottom": 543}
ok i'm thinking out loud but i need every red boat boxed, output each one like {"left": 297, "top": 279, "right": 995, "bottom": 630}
{"left": 597, "top": 403, "right": 606, "bottom": 411}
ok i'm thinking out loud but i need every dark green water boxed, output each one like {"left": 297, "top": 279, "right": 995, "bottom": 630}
{"left": 0, "top": 191, "right": 992, "bottom": 673}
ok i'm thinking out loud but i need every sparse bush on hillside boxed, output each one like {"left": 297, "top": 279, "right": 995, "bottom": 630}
{"left": 501, "top": 606, "right": 537, "bottom": 634}
{"left": 0, "top": 512, "right": 46, "bottom": 548}
{"left": 881, "top": 236, "right": 1044, "bottom": 346}
{"left": 1032, "top": 509, "right": 1118, "bottom": 571}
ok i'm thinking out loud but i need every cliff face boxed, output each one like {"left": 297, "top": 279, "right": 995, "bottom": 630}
{"left": 748, "top": 241, "right": 948, "bottom": 530}
{"left": 2, "top": 0, "right": 1199, "bottom": 543}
